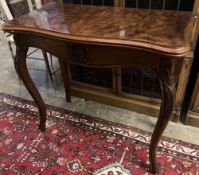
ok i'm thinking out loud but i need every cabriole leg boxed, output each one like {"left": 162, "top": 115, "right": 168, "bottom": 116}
{"left": 14, "top": 35, "right": 47, "bottom": 132}
{"left": 149, "top": 60, "right": 177, "bottom": 173}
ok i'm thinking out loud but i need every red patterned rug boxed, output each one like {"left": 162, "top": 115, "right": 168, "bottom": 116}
{"left": 0, "top": 93, "right": 198, "bottom": 175}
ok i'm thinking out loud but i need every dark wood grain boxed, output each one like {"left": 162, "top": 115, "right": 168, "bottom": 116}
{"left": 1, "top": 2, "right": 195, "bottom": 55}
{"left": 1, "top": 3, "right": 196, "bottom": 174}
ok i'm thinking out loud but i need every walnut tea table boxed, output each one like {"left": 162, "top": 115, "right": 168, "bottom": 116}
{"left": 1, "top": 3, "right": 196, "bottom": 173}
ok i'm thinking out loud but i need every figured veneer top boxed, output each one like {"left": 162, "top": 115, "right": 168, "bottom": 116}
{"left": 1, "top": 3, "right": 195, "bottom": 55}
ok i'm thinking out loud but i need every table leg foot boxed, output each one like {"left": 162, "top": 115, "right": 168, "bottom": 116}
{"left": 39, "top": 123, "right": 46, "bottom": 132}
{"left": 151, "top": 167, "right": 157, "bottom": 174}
{"left": 149, "top": 143, "right": 157, "bottom": 174}
{"left": 66, "top": 95, "right": 71, "bottom": 102}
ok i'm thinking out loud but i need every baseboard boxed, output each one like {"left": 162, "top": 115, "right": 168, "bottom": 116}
{"left": 71, "top": 84, "right": 176, "bottom": 121}
{"left": 186, "top": 111, "right": 199, "bottom": 127}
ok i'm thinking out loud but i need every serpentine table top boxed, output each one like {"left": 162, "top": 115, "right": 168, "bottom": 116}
{"left": 1, "top": 3, "right": 194, "bottom": 55}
